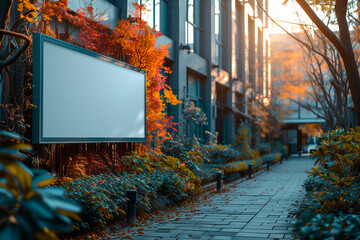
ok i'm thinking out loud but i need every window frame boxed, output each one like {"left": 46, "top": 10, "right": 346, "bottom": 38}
{"left": 215, "top": 0, "right": 226, "bottom": 67}
{"left": 186, "top": 0, "right": 203, "bottom": 55}
{"left": 138, "top": 0, "right": 168, "bottom": 34}
{"left": 186, "top": 72, "right": 205, "bottom": 139}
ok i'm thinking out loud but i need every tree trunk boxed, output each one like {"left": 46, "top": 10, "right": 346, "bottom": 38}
{"left": 335, "top": 0, "right": 360, "bottom": 125}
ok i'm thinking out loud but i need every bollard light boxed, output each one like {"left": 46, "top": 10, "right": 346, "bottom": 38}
{"left": 126, "top": 190, "right": 137, "bottom": 224}
{"left": 216, "top": 172, "right": 222, "bottom": 193}
{"left": 248, "top": 164, "right": 252, "bottom": 179}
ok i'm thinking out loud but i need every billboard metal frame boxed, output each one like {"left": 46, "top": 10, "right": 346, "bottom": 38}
{"left": 32, "top": 33, "right": 147, "bottom": 144}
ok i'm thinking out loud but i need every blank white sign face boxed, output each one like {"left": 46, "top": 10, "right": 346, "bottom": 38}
{"left": 33, "top": 34, "right": 146, "bottom": 143}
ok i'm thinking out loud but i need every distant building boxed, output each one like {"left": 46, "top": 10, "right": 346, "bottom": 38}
{"left": 271, "top": 33, "right": 325, "bottom": 154}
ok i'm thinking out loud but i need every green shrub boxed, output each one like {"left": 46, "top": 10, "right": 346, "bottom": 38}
{"left": 295, "top": 128, "right": 360, "bottom": 239}
{"left": 303, "top": 175, "right": 328, "bottom": 193}
{"left": 308, "top": 127, "right": 360, "bottom": 213}
{"left": 256, "top": 142, "right": 271, "bottom": 154}
{"left": 61, "top": 158, "right": 202, "bottom": 232}
{"left": 271, "top": 141, "right": 288, "bottom": 157}
{"left": 296, "top": 213, "right": 360, "bottom": 240}
{"left": 206, "top": 144, "right": 242, "bottom": 164}
{"left": 62, "top": 173, "right": 130, "bottom": 230}
{"left": 261, "top": 153, "right": 281, "bottom": 164}
{"left": 0, "top": 131, "right": 81, "bottom": 240}
{"left": 234, "top": 123, "right": 252, "bottom": 154}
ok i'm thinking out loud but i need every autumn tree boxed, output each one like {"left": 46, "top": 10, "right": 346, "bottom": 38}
{"left": 300, "top": 30, "right": 355, "bottom": 130}
{"left": 282, "top": 0, "right": 360, "bottom": 123}
{"left": 265, "top": 1, "right": 357, "bottom": 130}
{"left": 249, "top": 94, "right": 289, "bottom": 146}
{"left": 271, "top": 30, "right": 355, "bottom": 131}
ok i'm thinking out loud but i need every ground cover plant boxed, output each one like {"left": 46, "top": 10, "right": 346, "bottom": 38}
{"left": 295, "top": 127, "right": 360, "bottom": 239}
{"left": 59, "top": 149, "right": 202, "bottom": 235}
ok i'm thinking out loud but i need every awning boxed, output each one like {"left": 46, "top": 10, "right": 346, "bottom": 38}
{"left": 233, "top": 108, "right": 254, "bottom": 121}
{"left": 282, "top": 118, "right": 326, "bottom": 124}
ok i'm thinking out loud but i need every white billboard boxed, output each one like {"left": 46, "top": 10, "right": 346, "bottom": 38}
{"left": 32, "top": 33, "right": 146, "bottom": 143}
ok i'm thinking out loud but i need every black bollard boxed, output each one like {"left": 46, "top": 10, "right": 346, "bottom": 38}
{"left": 280, "top": 156, "right": 283, "bottom": 164}
{"left": 216, "top": 172, "right": 222, "bottom": 193}
{"left": 126, "top": 190, "right": 137, "bottom": 224}
{"left": 266, "top": 160, "right": 270, "bottom": 171}
{"left": 248, "top": 164, "right": 252, "bottom": 179}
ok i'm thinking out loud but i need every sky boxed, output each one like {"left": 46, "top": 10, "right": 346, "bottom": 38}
{"left": 268, "top": 0, "right": 312, "bottom": 34}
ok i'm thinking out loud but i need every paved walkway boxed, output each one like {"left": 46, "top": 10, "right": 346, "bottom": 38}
{"left": 106, "top": 157, "right": 314, "bottom": 240}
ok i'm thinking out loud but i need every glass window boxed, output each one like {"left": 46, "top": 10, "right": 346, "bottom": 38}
{"left": 215, "top": 0, "right": 226, "bottom": 67}
{"left": 257, "top": 27, "right": 264, "bottom": 94}
{"left": 186, "top": 0, "right": 203, "bottom": 55}
{"left": 235, "top": 93, "right": 243, "bottom": 111}
{"left": 138, "top": 0, "right": 168, "bottom": 34}
{"left": 68, "top": 0, "right": 118, "bottom": 28}
{"left": 235, "top": 5, "right": 240, "bottom": 79}
{"left": 216, "top": 83, "right": 229, "bottom": 144}
{"left": 215, "top": 0, "right": 220, "bottom": 41}
{"left": 186, "top": 73, "right": 204, "bottom": 139}
{"left": 236, "top": 3, "right": 245, "bottom": 82}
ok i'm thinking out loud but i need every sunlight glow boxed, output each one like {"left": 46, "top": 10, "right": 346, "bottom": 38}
{"left": 268, "top": 0, "right": 312, "bottom": 34}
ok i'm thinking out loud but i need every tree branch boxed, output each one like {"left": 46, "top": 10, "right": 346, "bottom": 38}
{"left": 0, "top": 0, "right": 12, "bottom": 46}
{"left": 256, "top": 0, "right": 344, "bottom": 83}
{"left": 0, "top": 29, "right": 31, "bottom": 73}
{"left": 294, "top": 0, "right": 347, "bottom": 55}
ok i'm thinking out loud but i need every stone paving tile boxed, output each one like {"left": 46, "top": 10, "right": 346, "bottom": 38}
{"left": 269, "top": 233, "right": 286, "bottom": 238}
{"left": 104, "top": 157, "right": 313, "bottom": 239}
{"left": 235, "top": 232, "right": 270, "bottom": 238}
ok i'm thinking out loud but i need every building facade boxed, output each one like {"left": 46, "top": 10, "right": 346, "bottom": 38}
{"left": 122, "top": 0, "right": 271, "bottom": 144}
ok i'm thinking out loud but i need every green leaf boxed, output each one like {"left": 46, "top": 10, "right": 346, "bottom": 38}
{"left": 14, "top": 215, "right": 35, "bottom": 238}
{"left": 33, "top": 229, "right": 58, "bottom": 240}
{"left": 37, "top": 214, "right": 72, "bottom": 232}
{"left": 8, "top": 144, "right": 32, "bottom": 152}
{"left": 0, "top": 130, "right": 22, "bottom": 140}
{"left": 32, "top": 173, "right": 54, "bottom": 188}
{"left": 35, "top": 187, "right": 65, "bottom": 198}
{"left": 0, "top": 149, "right": 26, "bottom": 160}
{"left": 0, "top": 187, "right": 15, "bottom": 198}
{"left": 0, "top": 223, "right": 23, "bottom": 240}
{"left": 56, "top": 209, "right": 82, "bottom": 222}
{"left": 1, "top": 160, "right": 32, "bottom": 193}
{"left": 42, "top": 196, "right": 81, "bottom": 213}
{"left": 21, "top": 197, "right": 57, "bottom": 221}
